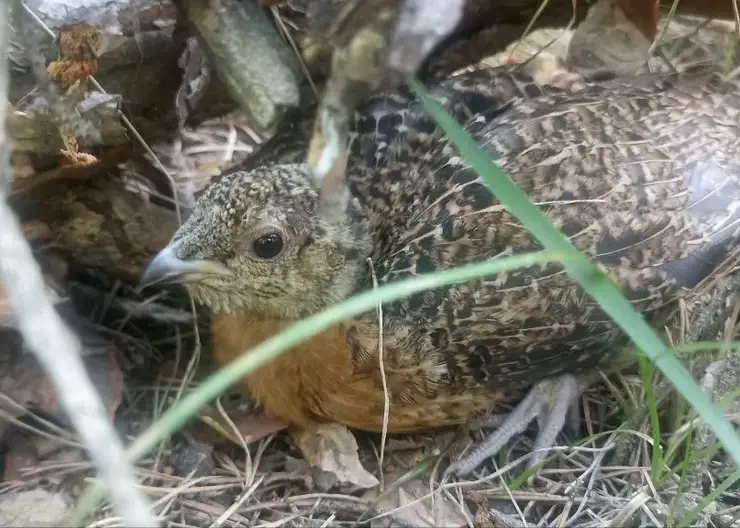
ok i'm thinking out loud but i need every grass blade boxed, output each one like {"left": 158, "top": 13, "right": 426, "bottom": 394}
{"left": 638, "top": 354, "right": 664, "bottom": 481}
{"left": 681, "top": 467, "right": 740, "bottom": 526}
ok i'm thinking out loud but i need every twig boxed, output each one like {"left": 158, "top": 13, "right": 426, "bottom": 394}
{"left": 367, "top": 258, "right": 389, "bottom": 488}
{"left": 0, "top": 7, "right": 156, "bottom": 525}
{"left": 386, "top": 0, "right": 465, "bottom": 75}
{"left": 270, "top": 5, "right": 319, "bottom": 101}
{"left": 173, "top": 0, "right": 301, "bottom": 133}
{"left": 647, "top": 0, "right": 682, "bottom": 57}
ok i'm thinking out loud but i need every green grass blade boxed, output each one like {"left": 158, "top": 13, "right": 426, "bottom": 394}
{"left": 673, "top": 341, "right": 740, "bottom": 356}
{"left": 69, "top": 250, "right": 566, "bottom": 524}
{"left": 680, "top": 467, "right": 740, "bottom": 526}
{"left": 406, "top": 78, "right": 740, "bottom": 469}
{"left": 638, "top": 354, "right": 664, "bottom": 481}
{"left": 671, "top": 428, "right": 697, "bottom": 526}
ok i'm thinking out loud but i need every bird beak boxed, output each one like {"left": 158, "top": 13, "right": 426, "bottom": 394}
{"left": 138, "top": 242, "right": 234, "bottom": 289}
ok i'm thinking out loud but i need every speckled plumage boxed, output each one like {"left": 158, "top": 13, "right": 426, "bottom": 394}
{"left": 162, "top": 64, "right": 740, "bottom": 436}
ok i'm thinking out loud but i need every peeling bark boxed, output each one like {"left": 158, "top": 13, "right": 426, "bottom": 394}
{"left": 11, "top": 174, "right": 178, "bottom": 280}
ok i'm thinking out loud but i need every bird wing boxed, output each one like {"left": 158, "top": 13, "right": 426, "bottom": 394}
{"left": 345, "top": 66, "right": 740, "bottom": 393}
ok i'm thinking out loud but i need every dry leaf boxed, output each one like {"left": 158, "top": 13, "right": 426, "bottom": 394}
{"left": 292, "top": 423, "right": 379, "bottom": 490}
{"left": 0, "top": 489, "right": 72, "bottom": 527}
{"left": 95, "top": 28, "right": 130, "bottom": 58}
{"left": 482, "top": 30, "right": 583, "bottom": 92}
{"left": 2, "top": 428, "right": 85, "bottom": 482}
{"left": 176, "top": 37, "right": 212, "bottom": 127}
{"left": 370, "top": 474, "right": 472, "bottom": 528}
{"left": 47, "top": 23, "right": 101, "bottom": 87}
{"left": 59, "top": 132, "right": 98, "bottom": 166}
{"left": 469, "top": 492, "right": 495, "bottom": 528}
{"left": 171, "top": 442, "right": 216, "bottom": 478}
{"left": 199, "top": 408, "right": 288, "bottom": 445}
{"left": 566, "top": 0, "right": 652, "bottom": 76}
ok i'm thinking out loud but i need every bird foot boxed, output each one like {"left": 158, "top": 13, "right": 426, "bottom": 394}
{"left": 447, "top": 373, "right": 589, "bottom": 478}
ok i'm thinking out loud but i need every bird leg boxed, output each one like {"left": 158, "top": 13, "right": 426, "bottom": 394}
{"left": 447, "top": 373, "right": 591, "bottom": 477}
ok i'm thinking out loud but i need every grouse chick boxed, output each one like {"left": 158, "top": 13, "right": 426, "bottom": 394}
{"left": 141, "top": 64, "right": 740, "bottom": 476}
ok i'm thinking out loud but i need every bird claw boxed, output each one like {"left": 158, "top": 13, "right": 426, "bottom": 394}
{"left": 446, "top": 374, "right": 587, "bottom": 478}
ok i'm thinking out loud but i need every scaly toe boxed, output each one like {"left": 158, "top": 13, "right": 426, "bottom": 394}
{"left": 447, "top": 373, "right": 586, "bottom": 478}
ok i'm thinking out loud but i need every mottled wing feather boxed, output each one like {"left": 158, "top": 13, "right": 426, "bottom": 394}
{"left": 345, "top": 66, "right": 740, "bottom": 395}
{"left": 234, "top": 66, "right": 581, "bottom": 175}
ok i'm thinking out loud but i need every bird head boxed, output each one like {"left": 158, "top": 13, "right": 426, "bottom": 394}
{"left": 139, "top": 164, "right": 372, "bottom": 319}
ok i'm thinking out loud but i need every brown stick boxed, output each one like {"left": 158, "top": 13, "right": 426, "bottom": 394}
{"left": 173, "top": 0, "right": 302, "bottom": 134}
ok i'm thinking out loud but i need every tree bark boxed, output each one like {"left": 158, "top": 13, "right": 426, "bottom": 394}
{"left": 10, "top": 174, "right": 178, "bottom": 281}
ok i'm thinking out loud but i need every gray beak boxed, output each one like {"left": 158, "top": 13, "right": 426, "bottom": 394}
{"left": 138, "top": 242, "right": 234, "bottom": 289}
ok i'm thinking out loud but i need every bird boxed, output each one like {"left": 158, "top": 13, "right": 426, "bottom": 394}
{"left": 140, "top": 62, "right": 740, "bottom": 477}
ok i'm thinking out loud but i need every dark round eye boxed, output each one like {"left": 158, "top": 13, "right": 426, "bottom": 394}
{"left": 253, "top": 233, "right": 284, "bottom": 259}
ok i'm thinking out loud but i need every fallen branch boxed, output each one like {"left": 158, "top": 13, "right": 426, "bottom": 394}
{"left": 173, "top": 0, "right": 302, "bottom": 134}
{"left": 0, "top": 6, "right": 157, "bottom": 526}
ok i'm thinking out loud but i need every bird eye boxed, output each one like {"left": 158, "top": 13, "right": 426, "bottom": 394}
{"left": 252, "top": 232, "right": 284, "bottom": 259}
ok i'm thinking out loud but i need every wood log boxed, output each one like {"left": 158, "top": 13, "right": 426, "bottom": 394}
{"left": 173, "top": 0, "right": 302, "bottom": 135}
{"left": 10, "top": 173, "right": 178, "bottom": 281}
{"left": 10, "top": 91, "right": 128, "bottom": 157}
